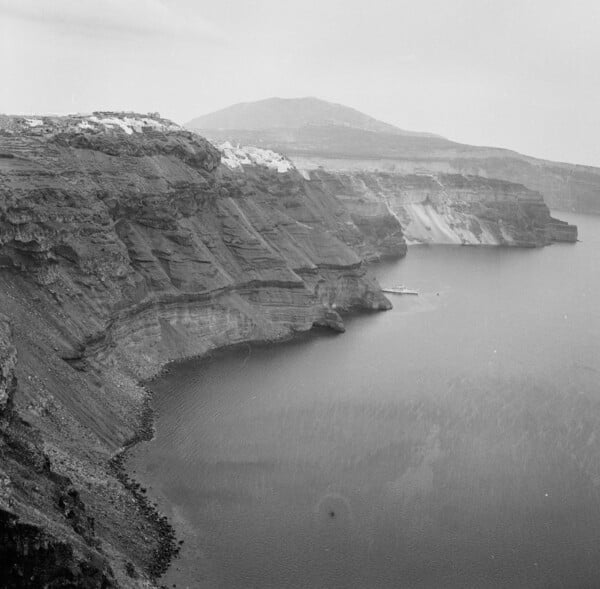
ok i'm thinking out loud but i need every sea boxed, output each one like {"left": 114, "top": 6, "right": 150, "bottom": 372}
{"left": 128, "top": 212, "right": 600, "bottom": 588}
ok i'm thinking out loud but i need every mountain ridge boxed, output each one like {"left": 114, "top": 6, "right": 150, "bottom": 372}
{"left": 186, "top": 96, "right": 441, "bottom": 138}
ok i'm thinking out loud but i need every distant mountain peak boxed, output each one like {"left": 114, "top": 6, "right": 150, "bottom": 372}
{"left": 186, "top": 97, "right": 440, "bottom": 138}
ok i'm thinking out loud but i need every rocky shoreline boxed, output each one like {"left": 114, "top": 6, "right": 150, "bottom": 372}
{"left": 108, "top": 391, "right": 179, "bottom": 582}
{"left": 118, "top": 325, "right": 351, "bottom": 582}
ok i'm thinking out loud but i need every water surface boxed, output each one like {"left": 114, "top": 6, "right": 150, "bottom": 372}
{"left": 130, "top": 212, "right": 600, "bottom": 588}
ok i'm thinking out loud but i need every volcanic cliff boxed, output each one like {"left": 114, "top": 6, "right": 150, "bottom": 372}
{"left": 308, "top": 170, "right": 576, "bottom": 246}
{"left": 0, "top": 112, "right": 577, "bottom": 587}
{"left": 0, "top": 112, "right": 399, "bottom": 587}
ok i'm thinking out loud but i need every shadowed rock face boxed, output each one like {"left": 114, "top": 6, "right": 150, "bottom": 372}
{"left": 0, "top": 113, "right": 402, "bottom": 586}
{"left": 0, "top": 316, "right": 116, "bottom": 588}
{"left": 0, "top": 501, "right": 116, "bottom": 589}
{"left": 0, "top": 315, "right": 16, "bottom": 413}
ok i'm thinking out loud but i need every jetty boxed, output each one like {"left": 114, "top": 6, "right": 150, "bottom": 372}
{"left": 381, "top": 285, "right": 419, "bottom": 295}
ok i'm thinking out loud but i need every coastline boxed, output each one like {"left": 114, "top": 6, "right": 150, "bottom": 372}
{"left": 118, "top": 321, "right": 361, "bottom": 584}
{"left": 109, "top": 390, "right": 180, "bottom": 581}
{"left": 117, "top": 228, "right": 600, "bottom": 587}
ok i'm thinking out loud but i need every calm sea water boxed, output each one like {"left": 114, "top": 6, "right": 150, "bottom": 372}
{"left": 129, "top": 213, "right": 600, "bottom": 588}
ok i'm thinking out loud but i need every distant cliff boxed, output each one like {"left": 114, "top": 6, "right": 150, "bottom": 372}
{"left": 212, "top": 142, "right": 576, "bottom": 249}
{"left": 309, "top": 170, "right": 577, "bottom": 246}
{"left": 189, "top": 97, "right": 600, "bottom": 214}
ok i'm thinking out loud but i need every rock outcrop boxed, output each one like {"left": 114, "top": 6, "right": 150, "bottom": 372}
{"left": 0, "top": 112, "right": 400, "bottom": 586}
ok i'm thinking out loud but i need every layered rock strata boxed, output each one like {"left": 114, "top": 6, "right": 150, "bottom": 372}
{"left": 0, "top": 113, "right": 397, "bottom": 586}
{"left": 309, "top": 170, "right": 577, "bottom": 246}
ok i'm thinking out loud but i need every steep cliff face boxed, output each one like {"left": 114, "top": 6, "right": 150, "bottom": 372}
{"left": 192, "top": 128, "right": 580, "bottom": 234}
{"left": 0, "top": 115, "right": 398, "bottom": 374}
{"left": 0, "top": 315, "right": 16, "bottom": 413}
{"left": 309, "top": 170, "right": 577, "bottom": 246}
{"left": 0, "top": 113, "right": 401, "bottom": 586}
{"left": 292, "top": 147, "right": 600, "bottom": 216}
{"left": 214, "top": 141, "right": 407, "bottom": 261}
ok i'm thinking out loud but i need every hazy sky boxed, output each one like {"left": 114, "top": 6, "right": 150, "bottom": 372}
{"left": 1, "top": 0, "right": 599, "bottom": 166}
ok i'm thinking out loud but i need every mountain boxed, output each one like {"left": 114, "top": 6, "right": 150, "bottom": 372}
{"left": 187, "top": 96, "right": 440, "bottom": 138}
{"left": 187, "top": 98, "right": 600, "bottom": 214}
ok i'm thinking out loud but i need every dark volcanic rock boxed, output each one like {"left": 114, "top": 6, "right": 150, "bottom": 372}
{"left": 0, "top": 317, "right": 116, "bottom": 588}
{"left": 0, "top": 510, "right": 115, "bottom": 589}
{"left": 0, "top": 112, "right": 398, "bottom": 587}
{"left": 0, "top": 315, "right": 17, "bottom": 413}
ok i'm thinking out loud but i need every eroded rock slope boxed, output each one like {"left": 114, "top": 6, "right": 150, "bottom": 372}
{"left": 0, "top": 113, "right": 400, "bottom": 587}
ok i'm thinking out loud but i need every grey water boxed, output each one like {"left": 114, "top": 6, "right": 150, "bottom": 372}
{"left": 129, "top": 212, "right": 600, "bottom": 588}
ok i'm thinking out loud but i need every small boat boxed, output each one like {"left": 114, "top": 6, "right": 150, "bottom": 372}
{"left": 381, "top": 284, "right": 419, "bottom": 295}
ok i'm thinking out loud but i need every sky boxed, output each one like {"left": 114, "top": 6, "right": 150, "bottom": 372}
{"left": 1, "top": 0, "right": 599, "bottom": 166}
